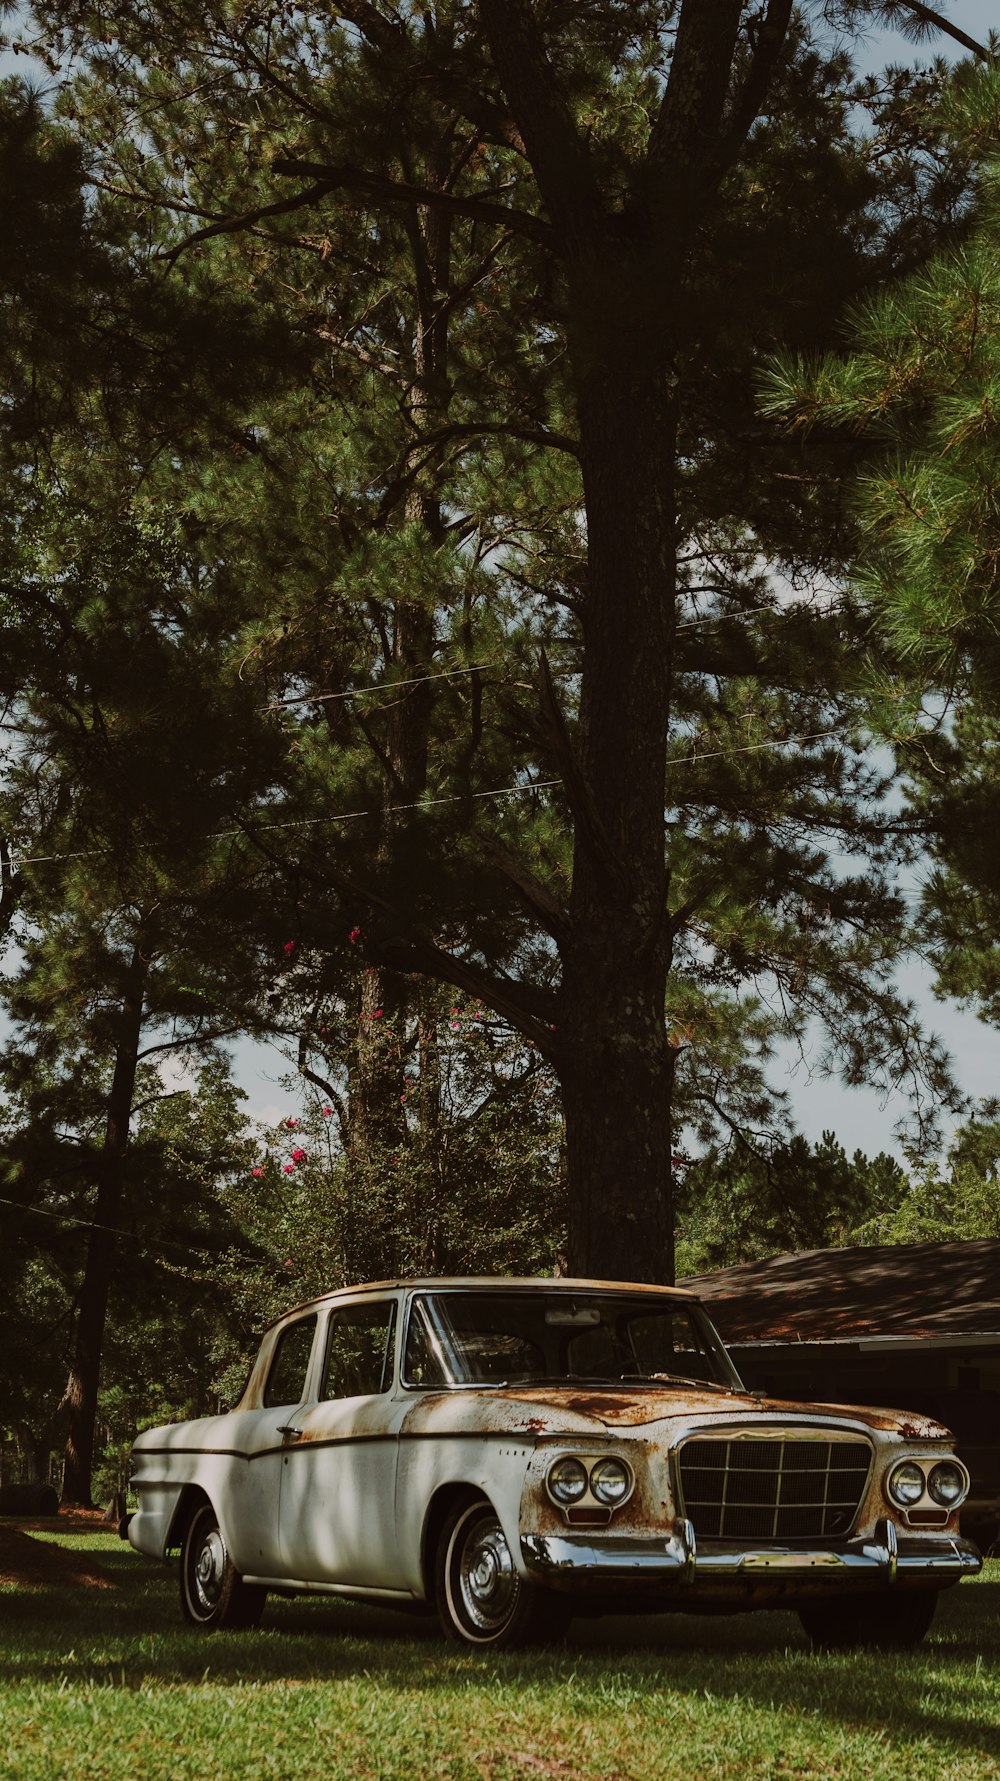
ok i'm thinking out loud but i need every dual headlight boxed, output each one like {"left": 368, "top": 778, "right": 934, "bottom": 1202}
{"left": 886, "top": 1457, "right": 969, "bottom": 1510}
{"left": 547, "top": 1454, "right": 633, "bottom": 1509}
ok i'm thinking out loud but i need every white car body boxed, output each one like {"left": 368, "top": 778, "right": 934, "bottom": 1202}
{"left": 126, "top": 1277, "right": 982, "bottom": 1648}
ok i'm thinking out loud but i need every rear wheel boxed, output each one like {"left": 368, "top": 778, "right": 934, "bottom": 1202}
{"left": 435, "top": 1497, "right": 570, "bottom": 1650}
{"left": 798, "top": 1589, "right": 937, "bottom": 1651}
{"left": 179, "top": 1503, "right": 266, "bottom": 1630}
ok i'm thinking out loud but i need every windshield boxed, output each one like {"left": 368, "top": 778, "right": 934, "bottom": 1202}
{"left": 403, "top": 1290, "right": 744, "bottom": 1391}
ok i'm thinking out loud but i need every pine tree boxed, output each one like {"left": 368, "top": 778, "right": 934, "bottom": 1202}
{"left": 764, "top": 55, "right": 1000, "bottom": 1030}
{"left": 0, "top": 495, "right": 288, "bottom": 1503}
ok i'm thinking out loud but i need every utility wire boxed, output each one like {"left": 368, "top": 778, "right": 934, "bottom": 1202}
{"left": 0, "top": 1189, "right": 242, "bottom": 1267}
{"left": 14, "top": 710, "right": 925, "bottom": 871}
{"left": 267, "top": 661, "right": 495, "bottom": 709}
{"left": 15, "top": 776, "right": 563, "bottom": 866}
{"left": 265, "top": 601, "right": 851, "bottom": 710}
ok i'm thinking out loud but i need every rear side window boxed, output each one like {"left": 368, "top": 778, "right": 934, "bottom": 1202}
{"left": 322, "top": 1302, "right": 397, "bottom": 1399}
{"left": 263, "top": 1315, "right": 317, "bottom": 1407}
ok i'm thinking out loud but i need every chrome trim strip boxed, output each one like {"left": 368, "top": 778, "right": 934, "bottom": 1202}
{"left": 519, "top": 1531, "right": 981, "bottom": 1589}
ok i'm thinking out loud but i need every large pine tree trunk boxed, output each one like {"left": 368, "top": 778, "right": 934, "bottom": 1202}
{"left": 560, "top": 301, "right": 679, "bottom": 1282}
{"left": 60, "top": 943, "right": 146, "bottom": 1506}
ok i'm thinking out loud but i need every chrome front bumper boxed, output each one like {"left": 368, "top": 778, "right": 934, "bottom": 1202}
{"left": 520, "top": 1518, "right": 982, "bottom": 1592}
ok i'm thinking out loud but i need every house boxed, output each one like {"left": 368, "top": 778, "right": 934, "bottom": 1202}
{"left": 685, "top": 1239, "right": 1000, "bottom": 1549}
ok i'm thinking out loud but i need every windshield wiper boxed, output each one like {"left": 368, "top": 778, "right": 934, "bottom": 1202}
{"left": 618, "top": 1372, "right": 735, "bottom": 1392}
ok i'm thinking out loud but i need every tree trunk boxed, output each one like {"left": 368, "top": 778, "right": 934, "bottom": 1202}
{"left": 345, "top": 153, "right": 450, "bottom": 1213}
{"left": 559, "top": 274, "right": 679, "bottom": 1282}
{"left": 60, "top": 941, "right": 146, "bottom": 1506}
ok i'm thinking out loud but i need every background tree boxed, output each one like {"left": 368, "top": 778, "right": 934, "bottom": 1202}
{"left": 764, "top": 56, "right": 1000, "bottom": 1039}
{"left": 0, "top": 491, "right": 289, "bottom": 1503}
{"left": 675, "top": 1130, "right": 908, "bottom": 1274}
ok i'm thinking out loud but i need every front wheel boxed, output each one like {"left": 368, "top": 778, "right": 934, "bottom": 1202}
{"left": 798, "top": 1588, "right": 937, "bottom": 1651}
{"left": 179, "top": 1503, "right": 266, "bottom": 1630}
{"left": 436, "top": 1497, "right": 570, "bottom": 1650}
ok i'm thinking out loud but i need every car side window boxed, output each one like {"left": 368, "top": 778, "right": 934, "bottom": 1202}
{"left": 322, "top": 1302, "right": 397, "bottom": 1399}
{"left": 263, "top": 1315, "right": 317, "bottom": 1408}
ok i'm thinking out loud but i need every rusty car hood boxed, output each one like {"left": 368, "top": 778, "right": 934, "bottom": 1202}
{"left": 399, "top": 1383, "right": 950, "bottom": 1441}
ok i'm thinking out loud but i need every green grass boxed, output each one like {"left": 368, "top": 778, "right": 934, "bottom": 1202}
{"left": 1, "top": 1533, "right": 998, "bottom": 1780}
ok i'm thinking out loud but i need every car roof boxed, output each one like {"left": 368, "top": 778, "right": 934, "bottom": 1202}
{"left": 265, "top": 1275, "right": 699, "bottom": 1332}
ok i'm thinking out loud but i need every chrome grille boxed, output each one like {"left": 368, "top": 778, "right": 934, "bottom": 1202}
{"left": 677, "top": 1434, "right": 871, "bottom": 1541}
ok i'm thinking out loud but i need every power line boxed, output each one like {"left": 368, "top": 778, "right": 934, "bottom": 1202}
{"left": 15, "top": 775, "right": 563, "bottom": 867}
{"left": 263, "top": 601, "right": 852, "bottom": 710}
{"left": 0, "top": 1190, "right": 239, "bottom": 1268}
{"left": 267, "top": 661, "right": 496, "bottom": 709}
{"left": 673, "top": 725, "right": 844, "bottom": 763}
{"left": 13, "top": 702, "right": 938, "bottom": 874}
{"left": 14, "top": 715, "right": 926, "bottom": 869}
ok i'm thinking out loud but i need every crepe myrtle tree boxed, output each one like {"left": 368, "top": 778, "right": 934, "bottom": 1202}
{"left": 24, "top": 0, "right": 985, "bottom": 1282}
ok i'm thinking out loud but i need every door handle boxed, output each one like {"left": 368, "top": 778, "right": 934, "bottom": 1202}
{"left": 277, "top": 1425, "right": 303, "bottom": 1440}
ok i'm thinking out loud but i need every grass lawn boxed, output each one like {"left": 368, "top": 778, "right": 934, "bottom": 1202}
{"left": 0, "top": 1530, "right": 997, "bottom": 1780}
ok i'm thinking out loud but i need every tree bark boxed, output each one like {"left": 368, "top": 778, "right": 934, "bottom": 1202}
{"left": 60, "top": 941, "right": 147, "bottom": 1507}
{"left": 558, "top": 275, "right": 679, "bottom": 1281}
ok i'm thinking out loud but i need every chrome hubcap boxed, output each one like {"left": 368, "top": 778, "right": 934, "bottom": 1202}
{"left": 457, "top": 1514, "right": 519, "bottom": 1633}
{"left": 191, "top": 1526, "right": 226, "bottom": 1612}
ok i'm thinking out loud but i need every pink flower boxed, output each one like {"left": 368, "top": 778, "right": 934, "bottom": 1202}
{"left": 252, "top": 1167, "right": 264, "bottom": 1178}
{"left": 349, "top": 926, "right": 362, "bottom": 943}
{"left": 283, "top": 1259, "right": 294, "bottom": 1272}
{"left": 284, "top": 1118, "right": 299, "bottom": 1130}
{"left": 291, "top": 1147, "right": 306, "bottom": 1163}
{"left": 399, "top": 1093, "right": 407, "bottom": 1103}
{"left": 450, "top": 1021, "right": 459, "bottom": 1030}
{"left": 322, "top": 1106, "right": 333, "bottom": 1118}
{"left": 283, "top": 1164, "right": 294, "bottom": 1174}
{"left": 374, "top": 1008, "right": 383, "bottom": 1018}
{"left": 283, "top": 940, "right": 296, "bottom": 954}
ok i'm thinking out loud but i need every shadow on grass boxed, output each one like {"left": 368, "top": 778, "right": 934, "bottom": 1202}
{"left": 2, "top": 1553, "right": 998, "bottom": 1765}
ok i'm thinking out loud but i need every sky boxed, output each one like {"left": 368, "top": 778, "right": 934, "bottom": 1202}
{"left": 4, "top": 2, "right": 1000, "bottom": 1163}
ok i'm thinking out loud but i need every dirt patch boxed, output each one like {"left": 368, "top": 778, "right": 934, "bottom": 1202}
{"left": 0, "top": 1523, "right": 116, "bottom": 1591}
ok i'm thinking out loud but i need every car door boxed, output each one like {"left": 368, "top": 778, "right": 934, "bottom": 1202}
{"left": 277, "top": 1296, "right": 407, "bottom": 1587}
{"left": 228, "top": 1312, "right": 320, "bottom": 1579}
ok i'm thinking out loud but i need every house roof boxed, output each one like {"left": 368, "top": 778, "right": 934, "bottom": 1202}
{"left": 684, "top": 1239, "right": 1000, "bottom": 1347}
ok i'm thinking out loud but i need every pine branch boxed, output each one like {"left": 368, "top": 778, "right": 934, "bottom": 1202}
{"left": 891, "top": 0, "right": 992, "bottom": 61}
{"left": 482, "top": 838, "right": 570, "bottom": 944}
{"left": 0, "top": 837, "right": 21, "bottom": 939}
{"left": 475, "top": 0, "right": 604, "bottom": 249}
{"left": 136, "top": 1025, "right": 245, "bottom": 1061}
{"left": 416, "top": 418, "right": 581, "bottom": 461}
{"left": 296, "top": 1039, "right": 346, "bottom": 1125}
{"left": 238, "top": 826, "right": 559, "bottom": 1048}
{"left": 720, "top": 0, "right": 796, "bottom": 165}
{"left": 536, "top": 649, "right": 625, "bottom": 894}
{"left": 159, "top": 180, "right": 343, "bottom": 262}
{"left": 649, "top": 0, "right": 745, "bottom": 173}
{"left": 334, "top": 2, "right": 527, "bottom": 150}
{"left": 376, "top": 422, "right": 580, "bottom": 521}
{"left": 271, "top": 156, "right": 552, "bottom": 244}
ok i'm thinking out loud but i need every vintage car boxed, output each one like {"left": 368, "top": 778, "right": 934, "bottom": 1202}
{"left": 125, "top": 1277, "right": 982, "bottom": 1648}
